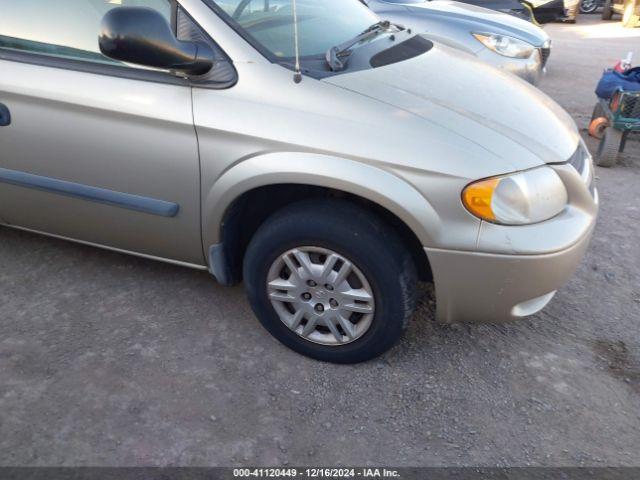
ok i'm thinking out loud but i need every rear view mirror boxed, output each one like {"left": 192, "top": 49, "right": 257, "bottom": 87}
{"left": 99, "top": 7, "right": 214, "bottom": 76}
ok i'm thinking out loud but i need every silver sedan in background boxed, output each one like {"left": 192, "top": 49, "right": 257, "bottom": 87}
{"left": 363, "top": 0, "right": 552, "bottom": 84}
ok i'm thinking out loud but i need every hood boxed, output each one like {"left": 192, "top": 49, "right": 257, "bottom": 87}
{"left": 323, "top": 41, "right": 578, "bottom": 172}
{"left": 404, "top": 1, "right": 548, "bottom": 46}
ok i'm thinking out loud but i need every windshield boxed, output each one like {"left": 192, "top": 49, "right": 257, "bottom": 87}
{"left": 208, "top": 0, "right": 380, "bottom": 58}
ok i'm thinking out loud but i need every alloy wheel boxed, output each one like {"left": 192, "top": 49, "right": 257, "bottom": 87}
{"left": 267, "top": 246, "right": 375, "bottom": 346}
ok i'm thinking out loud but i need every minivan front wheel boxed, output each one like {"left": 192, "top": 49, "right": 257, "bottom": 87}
{"left": 243, "top": 199, "right": 418, "bottom": 363}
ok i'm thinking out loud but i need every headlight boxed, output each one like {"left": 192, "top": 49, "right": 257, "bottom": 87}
{"left": 462, "top": 167, "right": 568, "bottom": 225}
{"left": 570, "top": 139, "right": 593, "bottom": 187}
{"left": 472, "top": 33, "right": 535, "bottom": 59}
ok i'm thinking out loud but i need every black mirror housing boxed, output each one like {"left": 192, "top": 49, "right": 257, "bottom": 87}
{"left": 99, "top": 7, "right": 214, "bottom": 76}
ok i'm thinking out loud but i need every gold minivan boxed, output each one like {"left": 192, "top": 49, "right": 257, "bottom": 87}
{"left": 0, "top": 0, "right": 597, "bottom": 362}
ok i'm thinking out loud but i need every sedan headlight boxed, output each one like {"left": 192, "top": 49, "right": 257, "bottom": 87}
{"left": 462, "top": 167, "right": 568, "bottom": 225}
{"left": 472, "top": 33, "right": 535, "bottom": 59}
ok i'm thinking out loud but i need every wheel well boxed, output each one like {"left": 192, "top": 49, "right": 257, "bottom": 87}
{"left": 219, "top": 184, "right": 432, "bottom": 284}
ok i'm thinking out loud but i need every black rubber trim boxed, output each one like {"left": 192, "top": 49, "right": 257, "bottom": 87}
{"left": 0, "top": 48, "right": 190, "bottom": 86}
{"left": 176, "top": 4, "right": 238, "bottom": 89}
{"left": 370, "top": 36, "right": 433, "bottom": 69}
{"left": 208, "top": 244, "right": 233, "bottom": 285}
{"left": 0, "top": 167, "right": 180, "bottom": 217}
{"left": 171, "top": 1, "right": 179, "bottom": 33}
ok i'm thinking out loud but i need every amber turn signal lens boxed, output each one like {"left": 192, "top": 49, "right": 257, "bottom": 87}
{"left": 462, "top": 178, "right": 499, "bottom": 222}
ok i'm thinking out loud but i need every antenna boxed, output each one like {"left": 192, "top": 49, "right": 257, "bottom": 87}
{"left": 292, "top": 0, "right": 302, "bottom": 83}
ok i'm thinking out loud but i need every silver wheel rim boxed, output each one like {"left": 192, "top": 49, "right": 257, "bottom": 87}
{"left": 267, "top": 246, "right": 375, "bottom": 346}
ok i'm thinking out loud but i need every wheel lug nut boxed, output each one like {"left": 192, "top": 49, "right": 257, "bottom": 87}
{"left": 325, "top": 284, "right": 334, "bottom": 291}
{"left": 315, "top": 304, "right": 324, "bottom": 313}
{"left": 330, "top": 299, "right": 339, "bottom": 308}
{"left": 302, "top": 293, "right": 311, "bottom": 301}
{"left": 307, "top": 280, "right": 317, "bottom": 287}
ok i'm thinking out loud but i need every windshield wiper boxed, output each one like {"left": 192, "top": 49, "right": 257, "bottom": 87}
{"left": 325, "top": 20, "right": 396, "bottom": 72}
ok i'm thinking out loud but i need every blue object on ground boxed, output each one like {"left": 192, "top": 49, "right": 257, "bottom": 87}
{"left": 596, "top": 67, "right": 640, "bottom": 100}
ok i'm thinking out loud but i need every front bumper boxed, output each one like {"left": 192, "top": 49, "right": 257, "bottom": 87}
{"left": 424, "top": 157, "right": 598, "bottom": 324}
{"left": 425, "top": 221, "right": 594, "bottom": 323}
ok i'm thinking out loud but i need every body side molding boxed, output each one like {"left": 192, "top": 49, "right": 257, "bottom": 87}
{"left": 0, "top": 167, "right": 180, "bottom": 217}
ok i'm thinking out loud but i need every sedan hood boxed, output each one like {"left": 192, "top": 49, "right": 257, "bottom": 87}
{"left": 406, "top": 1, "right": 548, "bottom": 46}
{"left": 323, "top": 41, "right": 578, "bottom": 171}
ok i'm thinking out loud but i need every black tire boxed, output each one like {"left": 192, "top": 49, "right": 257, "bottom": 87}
{"left": 243, "top": 199, "right": 418, "bottom": 364}
{"left": 596, "top": 127, "right": 623, "bottom": 167}
{"left": 591, "top": 102, "right": 606, "bottom": 122}
{"left": 602, "top": 0, "right": 614, "bottom": 19}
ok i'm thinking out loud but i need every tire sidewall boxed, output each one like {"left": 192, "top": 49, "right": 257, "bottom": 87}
{"left": 596, "top": 127, "right": 622, "bottom": 167}
{"left": 591, "top": 102, "right": 606, "bottom": 121}
{"left": 243, "top": 203, "right": 415, "bottom": 363}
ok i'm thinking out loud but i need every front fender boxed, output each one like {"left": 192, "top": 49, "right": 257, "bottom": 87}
{"left": 202, "top": 152, "right": 442, "bottom": 252}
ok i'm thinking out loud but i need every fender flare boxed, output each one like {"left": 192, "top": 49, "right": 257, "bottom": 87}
{"left": 202, "top": 152, "right": 442, "bottom": 254}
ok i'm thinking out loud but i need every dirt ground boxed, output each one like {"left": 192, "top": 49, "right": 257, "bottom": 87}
{"left": 1, "top": 14, "right": 639, "bottom": 467}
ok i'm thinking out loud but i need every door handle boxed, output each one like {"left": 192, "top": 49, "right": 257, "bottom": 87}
{"left": 0, "top": 103, "right": 11, "bottom": 127}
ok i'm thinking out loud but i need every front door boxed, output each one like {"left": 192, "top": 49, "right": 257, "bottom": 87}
{"left": 0, "top": 0, "right": 204, "bottom": 265}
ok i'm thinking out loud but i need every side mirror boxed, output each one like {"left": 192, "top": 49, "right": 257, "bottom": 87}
{"left": 99, "top": 7, "right": 214, "bottom": 76}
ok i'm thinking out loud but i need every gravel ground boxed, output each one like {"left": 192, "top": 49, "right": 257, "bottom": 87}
{"left": 1, "top": 15, "right": 639, "bottom": 467}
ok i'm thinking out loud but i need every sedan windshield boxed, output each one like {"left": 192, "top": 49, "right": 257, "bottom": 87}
{"left": 208, "top": 0, "right": 380, "bottom": 59}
